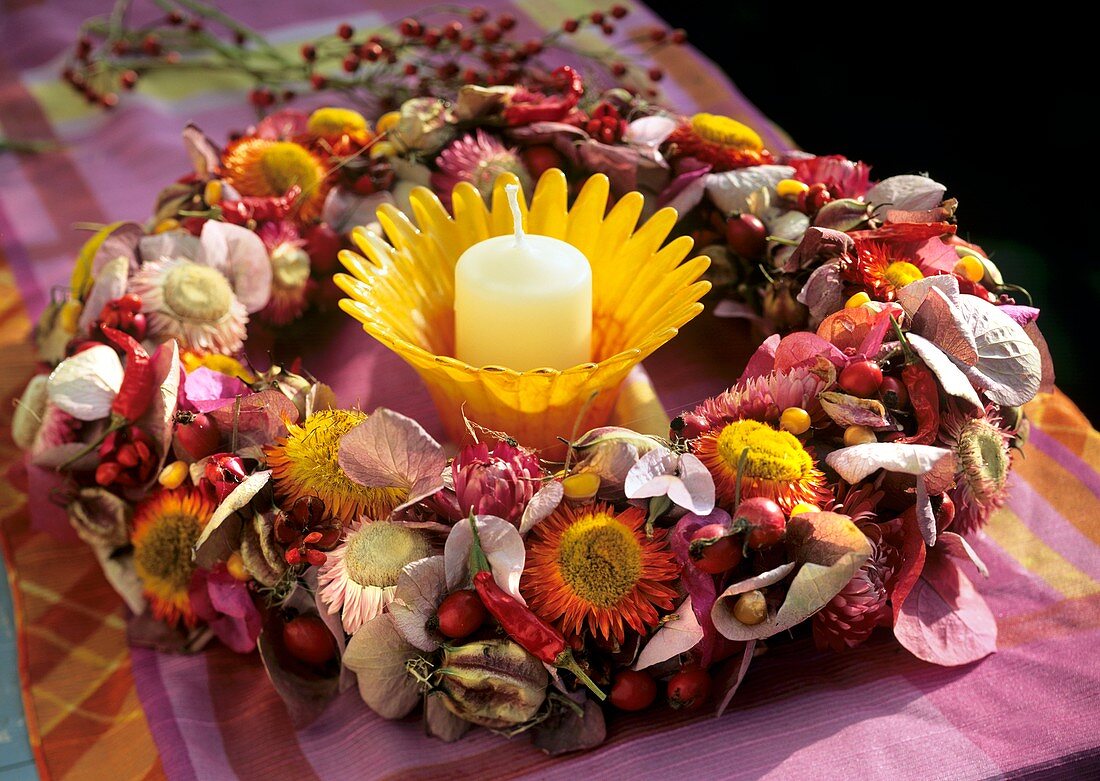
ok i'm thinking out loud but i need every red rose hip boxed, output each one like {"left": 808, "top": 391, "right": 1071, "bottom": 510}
{"left": 838, "top": 360, "right": 884, "bottom": 398}
{"left": 690, "top": 523, "right": 743, "bottom": 574}
{"left": 725, "top": 212, "right": 767, "bottom": 259}
{"left": 436, "top": 589, "right": 487, "bottom": 639}
{"left": 610, "top": 669, "right": 657, "bottom": 711}
{"left": 283, "top": 615, "right": 337, "bottom": 666}
{"left": 667, "top": 664, "right": 711, "bottom": 710}
{"left": 735, "top": 497, "right": 786, "bottom": 550}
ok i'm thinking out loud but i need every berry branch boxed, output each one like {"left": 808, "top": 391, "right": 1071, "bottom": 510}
{"left": 61, "top": 1, "right": 690, "bottom": 115}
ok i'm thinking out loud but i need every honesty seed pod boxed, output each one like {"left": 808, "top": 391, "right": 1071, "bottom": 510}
{"left": 436, "top": 639, "right": 548, "bottom": 728}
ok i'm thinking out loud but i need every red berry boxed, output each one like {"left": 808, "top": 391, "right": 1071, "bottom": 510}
{"left": 647, "top": 67, "right": 663, "bottom": 82}
{"left": 469, "top": 7, "right": 488, "bottom": 22}
{"left": 590, "top": 11, "right": 605, "bottom": 23}
{"left": 399, "top": 18, "right": 422, "bottom": 37}
{"left": 300, "top": 43, "right": 316, "bottom": 61}
{"left": 649, "top": 28, "right": 667, "bottom": 42}
{"left": 690, "top": 523, "right": 743, "bottom": 574}
{"left": 735, "top": 497, "right": 787, "bottom": 550}
{"left": 462, "top": 68, "right": 480, "bottom": 84}
{"left": 611, "top": 5, "right": 629, "bottom": 19}
{"left": 481, "top": 23, "right": 501, "bottom": 42}
{"left": 459, "top": 36, "right": 476, "bottom": 51}
{"left": 423, "top": 29, "right": 442, "bottom": 47}
{"left": 167, "top": 11, "right": 184, "bottom": 25}
{"left": 310, "top": 73, "right": 327, "bottom": 90}
{"left": 524, "top": 39, "right": 543, "bottom": 55}
{"left": 498, "top": 13, "right": 516, "bottom": 30}
{"left": 667, "top": 665, "right": 711, "bottom": 710}
{"left": 436, "top": 590, "right": 486, "bottom": 639}
{"left": 120, "top": 70, "right": 138, "bottom": 90}
{"left": 670, "top": 28, "right": 688, "bottom": 44}
{"left": 610, "top": 670, "right": 657, "bottom": 711}
{"left": 337, "top": 23, "right": 354, "bottom": 40}
{"left": 838, "top": 359, "right": 884, "bottom": 398}
{"left": 879, "top": 375, "right": 909, "bottom": 409}
{"left": 175, "top": 412, "right": 221, "bottom": 460}
{"left": 118, "top": 293, "right": 142, "bottom": 312}
{"left": 563, "top": 19, "right": 580, "bottom": 33}
{"left": 601, "top": 23, "right": 615, "bottom": 35}
{"left": 141, "top": 35, "right": 161, "bottom": 56}
{"left": 611, "top": 62, "right": 627, "bottom": 77}
{"left": 676, "top": 412, "right": 708, "bottom": 440}
{"left": 361, "top": 42, "right": 382, "bottom": 61}
{"left": 806, "top": 183, "right": 832, "bottom": 212}
{"left": 186, "top": 18, "right": 203, "bottom": 32}
{"left": 283, "top": 615, "right": 337, "bottom": 666}
{"left": 725, "top": 212, "right": 767, "bottom": 258}
{"left": 444, "top": 21, "right": 463, "bottom": 39}
{"left": 342, "top": 54, "right": 360, "bottom": 72}
{"left": 249, "top": 88, "right": 273, "bottom": 107}
{"left": 403, "top": 63, "right": 418, "bottom": 76}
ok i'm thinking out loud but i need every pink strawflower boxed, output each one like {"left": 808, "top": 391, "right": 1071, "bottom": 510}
{"left": 789, "top": 154, "right": 873, "bottom": 199}
{"left": 688, "top": 362, "right": 833, "bottom": 430}
{"left": 451, "top": 440, "right": 542, "bottom": 524}
{"left": 431, "top": 130, "right": 532, "bottom": 206}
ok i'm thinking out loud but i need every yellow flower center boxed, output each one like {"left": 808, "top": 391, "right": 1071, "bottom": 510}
{"left": 133, "top": 511, "right": 202, "bottom": 593}
{"left": 690, "top": 113, "right": 764, "bottom": 151}
{"left": 959, "top": 418, "right": 1009, "bottom": 499}
{"left": 307, "top": 107, "right": 369, "bottom": 137}
{"left": 716, "top": 419, "right": 813, "bottom": 482}
{"left": 268, "top": 409, "right": 407, "bottom": 524}
{"left": 163, "top": 261, "right": 233, "bottom": 321}
{"left": 557, "top": 513, "right": 642, "bottom": 608}
{"left": 260, "top": 141, "right": 323, "bottom": 195}
{"left": 271, "top": 243, "right": 311, "bottom": 290}
{"left": 884, "top": 261, "right": 924, "bottom": 289}
{"left": 343, "top": 522, "right": 428, "bottom": 587}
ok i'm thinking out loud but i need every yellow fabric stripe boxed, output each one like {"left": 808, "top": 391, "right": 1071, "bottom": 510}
{"left": 984, "top": 507, "right": 1100, "bottom": 599}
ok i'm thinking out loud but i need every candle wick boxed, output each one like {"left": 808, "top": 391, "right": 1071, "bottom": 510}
{"left": 505, "top": 183, "right": 525, "bottom": 246}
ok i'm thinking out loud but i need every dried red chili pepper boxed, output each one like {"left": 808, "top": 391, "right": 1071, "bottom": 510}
{"left": 101, "top": 325, "right": 155, "bottom": 422}
{"left": 467, "top": 519, "right": 604, "bottom": 699}
{"left": 503, "top": 66, "right": 584, "bottom": 125}
{"left": 896, "top": 363, "right": 940, "bottom": 445}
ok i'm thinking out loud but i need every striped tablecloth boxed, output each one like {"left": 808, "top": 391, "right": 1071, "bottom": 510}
{"left": 2, "top": 2, "right": 1098, "bottom": 779}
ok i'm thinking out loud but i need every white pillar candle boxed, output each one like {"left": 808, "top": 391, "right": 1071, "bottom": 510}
{"left": 454, "top": 184, "right": 592, "bottom": 371}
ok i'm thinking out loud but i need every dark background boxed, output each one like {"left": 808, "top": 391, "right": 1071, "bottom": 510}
{"left": 648, "top": 3, "right": 1095, "bottom": 424}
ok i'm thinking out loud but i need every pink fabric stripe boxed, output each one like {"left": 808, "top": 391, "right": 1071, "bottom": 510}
{"left": 1028, "top": 426, "right": 1100, "bottom": 497}
{"left": 1005, "top": 475, "right": 1100, "bottom": 581}
{"left": 128, "top": 649, "right": 201, "bottom": 781}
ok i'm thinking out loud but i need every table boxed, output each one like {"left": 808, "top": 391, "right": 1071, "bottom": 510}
{"left": 2, "top": 2, "right": 1099, "bottom": 779}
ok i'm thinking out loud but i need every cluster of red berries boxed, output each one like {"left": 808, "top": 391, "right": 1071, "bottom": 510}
{"left": 96, "top": 293, "right": 146, "bottom": 341}
{"left": 64, "top": 3, "right": 687, "bottom": 113}
{"left": 584, "top": 102, "right": 628, "bottom": 144}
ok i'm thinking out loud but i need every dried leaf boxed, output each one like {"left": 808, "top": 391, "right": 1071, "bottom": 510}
{"left": 182, "top": 123, "right": 221, "bottom": 177}
{"left": 937, "top": 531, "right": 989, "bottom": 577}
{"left": 897, "top": 274, "right": 960, "bottom": 317}
{"left": 343, "top": 613, "right": 423, "bottom": 719}
{"left": 78, "top": 256, "right": 130, "bottom": 333}
{"left": 737, "top": 334, "right": 781, "bottom": 382}
{"left": 258, "top": 630, "right": 338, "bottom": 727}
{"left": 208, "top": 390, "right": 298, "bottom": 450}
{"left": 200, "top": 220, "right": 272, "bottom": 313}
{"left": 1023, "top": 320, "right": 1056, "bottom": 394}
{"left": 865, "top": 174, "right": 946, "bottom": 214}
{"left": 704, "top": 165, "right": 796, "bottom": 215}
{"left": 519, "top": 480, "right": 563, "bottom": 534}
{"left": 818, "top": 391, "right": 893, "bottom": 429}
{"left": 46, "top": 344, "right": 122, "bottom": 421}
{"left": 338, "top": 408, "right": 446, "bottom": 511}
{"left": 826, "top": 443, "right": 955, "bottom": 490}
{"left": 194, "top": 470, "right": 272, "bottom": 568}
{"left": 531, "top": 698, "right": 607, "bottom": 756}
{"left": 890, "top": 508, "right": 927, "bottom": 623}
{"left": 773, "top": 332, "right": 846, "bottom": 372}
{"left": 424, "top": 693, "right": 471, "bottom": 742}
{"left": 905, "top": 333, "right": 982, "bottom": 409}
{"left": 635, "top": 597, "right": 704, "bottom": 670}
{"left": 894, "top": 552, "right": 997, "bottom": 666}
{"left": 811, "top": 198, "right": 871, "bottom": 231}
{"left": 625, "top": 447, "right": 715, "bottom": 516}
{"left": 948, "top": 296, "right": 1041, "bottom": 406}
{"left": 787, "top": 226, "right": 853, "bottom": 272}
{"left": 669, "top": 513, "right": 723, "bottom": 665}
{"left": 714, "top": 639, "right": 755, "bottom": 717}
{"left": 390, "top": 556, "right": 448, "bottom": 652}
{"left": 796, "top": 260, "right": 845, "bottom": 326}
{"left": 911, "top": 286, "right": 978, "bottom": 365}
{"left": 444, "top": 515, "right": 526, "bottom": 601}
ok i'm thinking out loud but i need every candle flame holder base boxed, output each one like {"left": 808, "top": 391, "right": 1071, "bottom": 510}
{"left": 334, "top": 170, "right": 710, "bottom": 457}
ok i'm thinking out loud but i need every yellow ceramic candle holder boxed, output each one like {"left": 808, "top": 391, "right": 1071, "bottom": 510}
{"left": 334, "top": 169, "right": 710, "bottom": 456}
